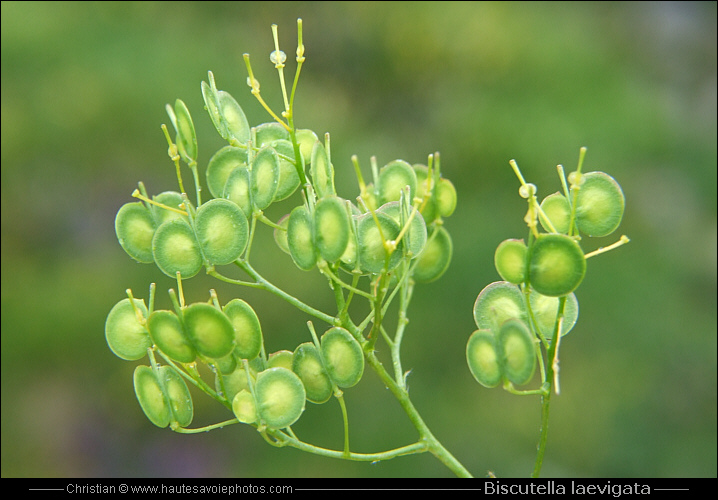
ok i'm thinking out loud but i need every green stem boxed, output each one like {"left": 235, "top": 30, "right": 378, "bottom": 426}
{"left": 531, "top": 296, "right": 566, "bottom": 477}
{"left": 235, "top": 260, "right": 337, "bottom": 326}
{"left": 267, "top": 429, "right": 428, "bottom": 462}
{"left": 363, "top": 348, "right": 473, "bottom": 477}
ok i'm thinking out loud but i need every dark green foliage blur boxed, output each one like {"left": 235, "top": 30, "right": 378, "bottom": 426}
{"left": 2, "top": 1, "right": 715, "bottom": 478}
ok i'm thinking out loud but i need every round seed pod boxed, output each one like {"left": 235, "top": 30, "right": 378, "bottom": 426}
{"left": 182, "top": 303, "right": 235, "bottom": 359}
{"left": 105, "top": 297, "right": 150, "bottom": 361}
{"left": 412, "top": 226, "right": 452, "bottom": 283}
{"left": 147, "top": 310, "right": 196, "bottom": 363}
{"left": 494, "top": 239, "right": 528, "bottom": 284}
{"left": 232, "top": 389, "right": 257, "bottom": 424}
{"left": 194, "top": 199, "right": 249, "bottom": 266}
{"left": 539, "top": 192, "right": 571, "bottom": 234}
{"left": 287, "top": 205, "right": 317, "bottom": 271}
{"left": 115, "top": 202, "right": 156, "bottom": 263}
{"left": 529, "top": 290, "right": 579, "bottom": 339}
{"left": 273, "top": 214, "right": 290, "bottom": 255}
{"left": 217, "top": 90, "right": 250, "bottom": 144}
{"left": 267, "top": 350, "right": 294, "bottom": 370}
{"left": 355, "top": 211, "right": 402, "bottom": 274}
{"left": 223, "top": 299, "right": 263, "bottom": 361}
{"left": 254, "top": 367, "right": 306, "bottom": 429}
{"left": 250, "top": 146, "right": 279, "bottom": 211}
{"left": 314, "top": 196, "right": 351, "bottom": 263}
{"left": 270, "top": 140, "right": 301, "bottom": 202}
{"left": 575, "top": 171, "right": 625, "bottom": 237}
{"left": 528, "top": 234, "right": 586, "bottom": 297}
{"left": 254, "top": 122, "right": 289, "bottom": 146}
{"left": 223, "top": 166, "right": 252, "bottom": 217}
{"left": 206, "top": 146, "right": 248, "bottom": 199}
{"left": 134, "top": 365, "right": 171, "bottom": 428}
{"left": 152, "top": 219, "right": 203, "bottom": 278}
{"left": 377, "top": 160, "right": 417, "bottom": 205}
{"left": 293, "top": 342, "right": 333, "bottom": 404}
{"left": 320, "top": 327, "right": 364, "bottom": 388}
{"left": 160, "top": 365, "right": 193, "bottom": 428}
{"left": 435, "top": 178, "right": 457, "bottom": 218}
{"left": 378, "top": 201, "right": 427, "bottom": 259}
{"left": 152, "top": 191, "right": 186, "bottom": 226}
{"left": 295, "top": 129, "right": 318, "bottom": 166}
{"left": 498, "top": 319, "right": 536, "bottom": 386}
{"left": 473, "top": 281, "right": 527, "bottom": 331}
{"left": 173, "top": 99, "right": 197, "bottom": 162}
{"left": 310, "top": 140, "right": 335, "bottom": 199}
{"left": 466, "top": 330, "right": 502, "bottom": 388}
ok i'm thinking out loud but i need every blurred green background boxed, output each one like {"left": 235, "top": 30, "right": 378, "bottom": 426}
{"left": 2, "top": 1, "right": 715, "bottom": 478}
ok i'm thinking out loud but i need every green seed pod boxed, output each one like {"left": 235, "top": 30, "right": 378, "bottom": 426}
{"left": 134, "top": 365, "right": 171, "bottom": 428}
{"left": 217, "top": 90, "right": 250, "bottom": 144}
{"left": 378, "top": 201, "right": 428, "bottom": 259}
{"left": 105, "top": 297, "right": 150, "bottom": 361}
{"left": 466, "top": 330, "right": 502, "bottom": 388}
{"left": 254, "top": 367, "right": 306, "bottom": 429}
{"left": 222, "top": 166, "right": 252, "bottom": 217}
{"left": 223, "top": 299, "right": 263, "bottom": 361}
{"left": 498, "top": 319, "right": 536, "bottom": 386}
{"left": 377, "top": 160, "right": 417, "bottom": 205}
{"left": 152, "top": 219, "right": 203, "bottom": 278}
{"left": 473, "top": 281, "right": 527, "bottom": 331}
{"left": 355, "top": 211, "right": 402, "bottom": 274}
{"left": 254, "top": 122, "right": 290, "bottom": 146}
{"left": 295, "top": 128, "right": 318, "bottom": 166}
{"left": 250, "top": 146, "right": 280, "bottom": 211}
{"left": 528, "top": 233, "right": 586, "bottom": 297}
{"left": 182, "top": 303, "right": 235, "bottom": 359}
{"left": 194, "top": 199, "right": 249, "bottom": 266}
{"left": 314, "top": 196, "right": 351, "bottom": 263}
{"left": 160, "top": 365, "right": 193, "bottom": 428}
{"left": 173, "top": 99, "right": 198, "bottom": 163}
{"left": 267, "top": 350, "right": 294, "bottom": 370}
{"left": 152, "top": 191, "right": 186, "bottom": 226}
{"left": 412, "top": 226, "right": 452, "bottom": 283}
{"left": 435, "top": 178, "right": 457, "bottom": 218}
{"left": 293, "top": 342, "right": 333, "bottom": 404}
{"left": 115, "top": 202, "right": 156, "bottom": 263}
{"left": 133, "top": 365, "right": 192, "bottom": 428}
{"left": 232, "top": 389, "right": 257, "bottom": 424}
{"left": 539, "top": 192, "right": 571, "bottom": 234}
{"left": 147, "top": 310, "right": 196, "bottom": 363}
{"left": 320, "top": 327, "right": 364, "bottom": 388}
{"left": 201, "top": 79, "right": 224, "bottom": 139}
{"left": 529, "top": 290, "right": 579, "bottom": 339}
{"left": 494, "top": 239, "right": 528, "bottom": 284}
{"left": 575, "top": 171, "right": 625, "bottom": 237}
{"left": 287, "top": 205, "right": 317, "bottom": 271}
{"left": 206, "top": 146, "right": 248, "bottom": 199}
{"left": 273, "top": 214, "right": 291, "bottom": 255}
{"left": 310, "top": 140, "right": 335, "bottom": 198}
{"left": 270, "top": 140, "right": 301, "bottom": 202}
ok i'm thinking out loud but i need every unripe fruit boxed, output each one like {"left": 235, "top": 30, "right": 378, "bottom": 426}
{"left": 528, "top": 234, "right": 586, "bottom": 297}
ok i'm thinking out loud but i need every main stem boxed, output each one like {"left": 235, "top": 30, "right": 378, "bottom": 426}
{"left": 363, "top": 348, "right": 473, "bottom": 477}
